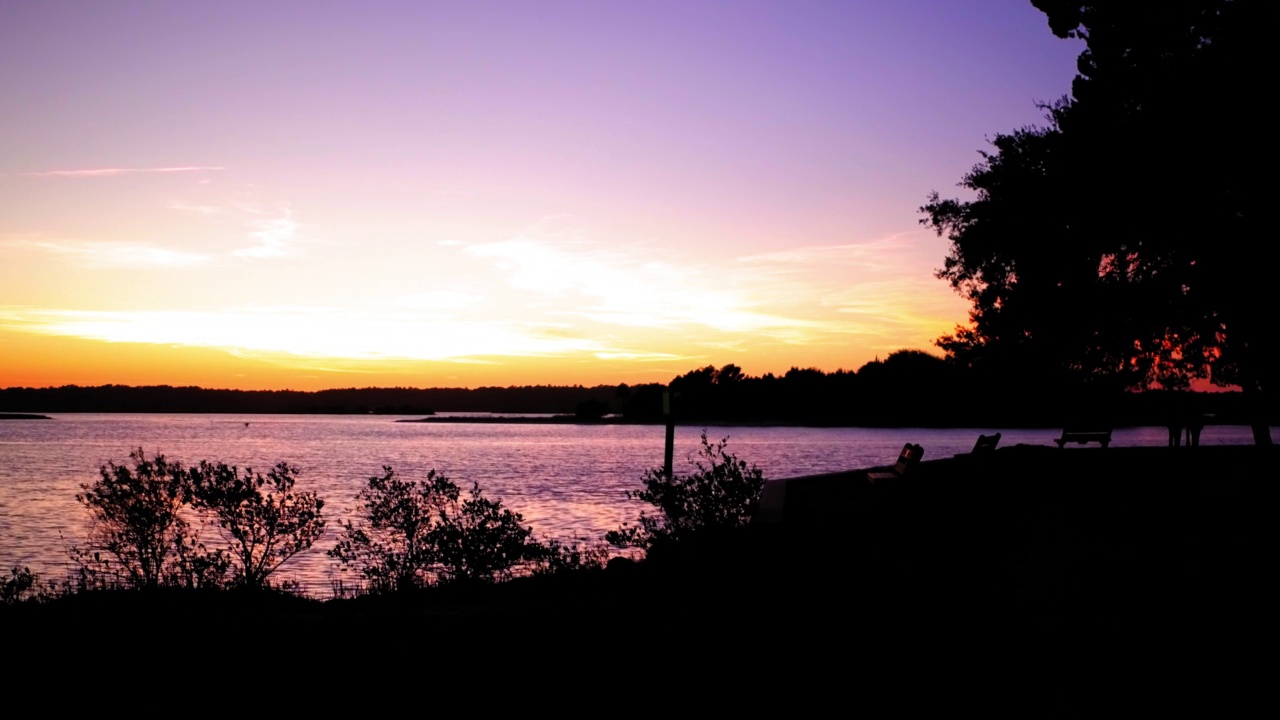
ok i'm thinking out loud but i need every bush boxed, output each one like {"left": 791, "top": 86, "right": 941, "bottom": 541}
{"left": 2, "top": 566, "right": 37, "bottom": 604}
{"left": 530, "top": 537, "right": 611, "bottom": 576}
{"left": 188, "top": 460, "right": 326, "bottom": 589}
{"left": 70, "top": 449, "right": 194, "bottom": 589}
{"left": 328, "top": 467, "right": 451, "bottom": 593}
{"left": 606, "top": 432, "right": 766, "bottom": 551}
{"left": 70, "top": 449, "right": 325, "bottom": 592}
{"left": 329, "top": 466, "right": 550, "bottom": 592}
{"left": 431, "top": 482, "right": 541, "bottom": 584}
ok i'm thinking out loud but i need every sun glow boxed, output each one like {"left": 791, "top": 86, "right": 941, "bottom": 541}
{"left": 0, "top": 225, "right": 970, "bottom": 387}
{"left": 0, "top": 307, "right": 602, "bottom": 361}
{"left": 0, "top": 1, "right": 1079, "bottom": 390}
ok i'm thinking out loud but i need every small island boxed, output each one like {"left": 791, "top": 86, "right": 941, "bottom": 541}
{"left": 396, "top": 414, "right": 634, "bottom": 424}
{"left": 0, "top": 413, "right": 51, "bottom": 420}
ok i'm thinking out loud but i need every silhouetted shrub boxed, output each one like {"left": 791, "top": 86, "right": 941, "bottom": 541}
{"left": 188, "top": 460, "right": 326, "bottom": 589}
{"left": 69, "top": 449, "right": 325, "bottom": 592}
{"left": 606, "top": 432, "right": 766, "bottom": 551}
{"left": 530, "top": 537, "right": 612, "bottom": 576}
{"left": 329, "top": 466, "right": 553, "bottom": 592}
{"left": 2, "top": 566, "right": 37, "bottom": 604}
{"left": 328, "top": 467, "right": 452, "bottom": 593}
{"left": 70, "top": 449, "right": 194, "bottom": 589}
{"left": 431, "top": 482, "right": 542, "bottom": 584}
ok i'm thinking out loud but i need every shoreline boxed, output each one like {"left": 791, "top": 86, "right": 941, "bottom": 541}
{"left": 391, "top": 415, "right": 863, "bottom": 427}
{"left": 5, "top": 410, "right": 1273, "bottom": 432}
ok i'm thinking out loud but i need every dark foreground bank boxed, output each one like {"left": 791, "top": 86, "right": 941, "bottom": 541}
{"left": 4, "top": 444, "right": 1269, "bottom": 674}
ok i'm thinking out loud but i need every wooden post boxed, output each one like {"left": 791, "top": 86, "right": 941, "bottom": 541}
{"left": 663, "top": 389, "right": 674, "bottom": 479}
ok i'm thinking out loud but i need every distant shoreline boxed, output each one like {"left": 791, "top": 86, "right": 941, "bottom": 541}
{"left": 395, "top": 415, "right": 838, "bottom": 427}
{"left": 394, "top": 415, "right": 813, "bottom": 426}
{"left": 5, "top": 412, "right": 1266, "bottom": 430}
{"left": 391, "top": 415, "right": 1074, "bottom": 429}
{"left": 4, "top": 384, "right": 1275, "bottom": 426}
{"left": 398, "top": 415, "right": 632, "bottom": 424}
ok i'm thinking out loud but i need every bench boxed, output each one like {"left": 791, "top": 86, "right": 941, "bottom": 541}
{"left": 867, "top": 443, "right": 924, "bottom": 482}
{"left": 1054, "top": 429, "right": 1112, "bottom": 448}
{"left": 970, "top": 432, "right": 1000, "bottom": 454}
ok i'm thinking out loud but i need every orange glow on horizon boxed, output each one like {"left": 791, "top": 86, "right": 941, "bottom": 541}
{"left": 0, "top": 329, "right": 960, "bottom": 391}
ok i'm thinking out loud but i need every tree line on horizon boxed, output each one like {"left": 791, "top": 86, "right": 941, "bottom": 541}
{"left": 2, "top": 353, "right": 1274, "bottom": 427}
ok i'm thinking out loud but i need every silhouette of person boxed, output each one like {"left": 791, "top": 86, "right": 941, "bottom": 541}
{"left": 1167, "top": 417, "right": 1183, "bottom": 447}
{"left": 1186, "top": 411, "right": 1205, "bottom": 447}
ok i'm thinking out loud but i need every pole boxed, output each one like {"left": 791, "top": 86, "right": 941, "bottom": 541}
{"left": 663, "top": 389, "right": 674, "bottom": 479}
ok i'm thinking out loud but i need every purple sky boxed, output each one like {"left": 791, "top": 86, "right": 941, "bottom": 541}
{"left": 0, "top": 1, "right": 1083, "bottom": 389}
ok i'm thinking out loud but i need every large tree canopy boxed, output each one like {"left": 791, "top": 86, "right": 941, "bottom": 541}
{"left": 922, "top": 1, "right": 1273, "bottom": 417}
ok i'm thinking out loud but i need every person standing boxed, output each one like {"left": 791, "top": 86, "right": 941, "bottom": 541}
{"left": 1186, "top": 411, "right": 1205, "bottom": 447}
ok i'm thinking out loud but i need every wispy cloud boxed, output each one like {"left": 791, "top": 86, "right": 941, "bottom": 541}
{"left": 463, "top": 236, "right": 808, "bottom": 334}
{"left": 453, "top": 227, "right": 970, "bottom": 358}
{"left": 592, "top": 351, "right": 690, "bottom": 362}
{"left": 2, "top": 239, "right": 210, "bottom": 268}
{"left": 0, "top": 305, "right": 607, "bottom": 361}
{"left": 24, "top": 166, "right": 225, "bottom": 178}
{"left": 737, "top": 231, "right": 932, "bottom": 276}
{"left": 0, "top": 222, "right": 966, "bottom": 371}
{"left": 233, "top": 210, "right": 297, "bottom": 258}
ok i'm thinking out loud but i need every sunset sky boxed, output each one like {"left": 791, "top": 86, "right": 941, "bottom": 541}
{"left": 1, "top": 1, "right": 1083, "bottom": 390}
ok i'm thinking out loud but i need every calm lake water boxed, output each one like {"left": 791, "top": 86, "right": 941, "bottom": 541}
{"left": 0, "top": 414, "right": 1269, "bottom": 596}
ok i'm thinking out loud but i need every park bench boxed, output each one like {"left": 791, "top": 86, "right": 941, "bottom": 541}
{"left": 970, "top": 432, "right": 1001, "bottom": 454}
{"left": 1054, "top": 428, "right": 1112, "bottom": 448}
{"left": 867, "top": 443, "right": 924, "bottom": 482}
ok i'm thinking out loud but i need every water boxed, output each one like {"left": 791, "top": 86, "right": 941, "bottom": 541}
{"left": 0, "top": 414, "right": 1267, "bottom": 596}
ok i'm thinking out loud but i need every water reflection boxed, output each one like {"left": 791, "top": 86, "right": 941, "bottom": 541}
{"left": 0, "top": 414, "right": 1267, "bottom": 595}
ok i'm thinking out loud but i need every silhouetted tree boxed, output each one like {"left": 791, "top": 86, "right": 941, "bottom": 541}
{"left": 70, "top": 449, "right": 328, "bottom": 591}
{"left": 329, "top": 467, "right": 452, "bottom": 592}
{"left": 573, "top": 398, "right": 609, "bottom": 420}
{"left": 431, "top": 483, "right": 541, "bottom": 584}
{"left": 188, "top": 461, "right": 326, "bottom": 589}
{"left": 620, "top": 382, "right": 665, "bottom": 420}
{"left": 329, "top": 467, "right": 546, "bottom": 591}
{"left": 921, "top": 0, "right": 1272, "bottom": 441}
{"left": 71, "top": 449, "right": 194, "bottom": 589}
{"left": 713, "top": 364, "right": 744, "bottom": 385}
{"left": 607, "top": 432, "right": 765, "bottom": 551}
